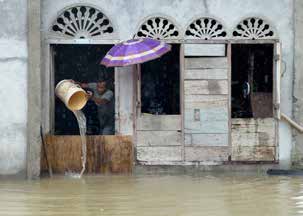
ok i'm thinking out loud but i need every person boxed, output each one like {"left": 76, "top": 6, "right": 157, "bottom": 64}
{"left": 74, "top": 79, "right": 115, "bottom": 135}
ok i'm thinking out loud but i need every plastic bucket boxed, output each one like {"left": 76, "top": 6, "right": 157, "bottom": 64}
{"left": 55, "top": 80, "right": 88, "bottom": 111}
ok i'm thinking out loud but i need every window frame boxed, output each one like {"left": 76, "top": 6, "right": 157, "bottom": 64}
{"left": 45, "top": 39, "right": 120, "bottom": 135}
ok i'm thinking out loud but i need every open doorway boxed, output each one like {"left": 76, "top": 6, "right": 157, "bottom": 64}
{"left": 231, "top": 44, "right": 274, "bottom": 118}
{"left": 135, "top": 44, "right": 182, "bottom": 159}
{"left": 52, "top": 44, "right": 115, "bottom": 135}
{"left": 140, "top": 44, "right": 180, "bottom": 115}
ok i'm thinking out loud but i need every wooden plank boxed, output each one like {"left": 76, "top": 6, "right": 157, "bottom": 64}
{"left": 231, "top": 118, "right": 276, "bottom": 134}
{"left": 186, "top": 133, "right": 229, "bottom": 146}
{"left": 185, "top": 95, "right": 228, "bottom": 108}
{"left": 185, "top": 69, "right": 228, "bottom": 80}
{"left": 185, "top": 107, "right": 228, "bottom": 123}
{"left": 136, "top": 146, "right": 182, "bottom": 162}
{"left": 232, "top": 118, "right": 275, "bottom": 126}
{"left": 184, "top": 80, "right": 228, "bottom": 95}
{"left": 137, "top": 115, "right": 181, "bottom": 130}
{"left": 185, "top": 57, "right": 228, "bottom": 69}
{"left": 251, "top": 92, "right": 273, "bottom": 118}
{"left": 231, "top": 118, "right": 276, "bottom": 161}
{"left": 184, "top": 134, "right": 192, "bottom": 145}
{"left": 101, "top": 136, "right": 133, "bottom": 173}
{"left": 274, "top": 42, "right": 281, "bottom": 119}
{"left": 231, "top": 132, "right": 275, "bottom": 147}
{"left": 180, "top": 43, "right": 185, "bottom": 161}
{"left": 136, "top": 131, "right": 182, "bottom": 146}
{"left": 184, "top": 44, "right": 226, "bottom": 57}
{"left": 184, "top": 100, "right": 228, "bottom": 134}
{"left": 232, "top": 146, "right": 275, "bottom": 161}
{"left": 185, "top": 146, "right": 229, "bottom": 162}
{"left": 41, "top": 135, "right": 133, "bottom": 174}
{"left": 184, "top": 120, "right": 228, "bottom": 134}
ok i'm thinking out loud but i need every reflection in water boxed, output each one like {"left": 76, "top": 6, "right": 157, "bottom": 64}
{"left": 0, "top": 174, "right": 302, "bottom": 216}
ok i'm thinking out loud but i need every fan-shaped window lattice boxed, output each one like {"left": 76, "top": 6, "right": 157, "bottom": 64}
{"left": 233, "top": 17, "right": 275, "bottom": 39}
{"left": 135, "top": 17, "right": 179, "bottom": 40}
{"left": 185, "top": 18, "right": 227, "bottom": 40}
{"left": 51, "top": 5, "right": 114, "bottom": 39}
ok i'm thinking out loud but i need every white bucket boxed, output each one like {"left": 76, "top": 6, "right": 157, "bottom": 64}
{"left": 55, "top": 80, "right": 88, "bottom": 111}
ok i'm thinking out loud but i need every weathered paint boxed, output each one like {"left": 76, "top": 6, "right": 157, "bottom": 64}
{"left": 185, "top": 69, "right": 228, "bottom": 80}
{"left": 184, "top": 55, "right": 229, "bottom": 161}
{"left": 41, "top": 135, "right": 133, "bottom": 173}
{"left": 185, "top": 146, "right": 229, "bottom": 162}
{"left": 137, "top": 131, "right": 182, "bottom": 146}
{"left": 184, "top": 44, "right": 226, "bottom": 56}
{"left": 231, "top": 118, "right": 276, "bottom": 161}
{"left": 232, "top": 146, "right": 276, "bottom": 161}
{"left": 184, "top": 80, "right": 228, "bottom": 95}
{"left": 185, "top": 58, "right": 228, "bottom": 69}
{"left": 185, "top": 133, "right": 229, "bottom": 146}
{"left": 292, "top": 0, "right": 303, "bottom": 168}
{"left": 0, "top": 0, "right": 28, "bottom": 175}
{"left": 136, "top": 146, "right": 182, "bottom": 162}
{"left": 137, "top": 115, "right": 181, "bottom": 131}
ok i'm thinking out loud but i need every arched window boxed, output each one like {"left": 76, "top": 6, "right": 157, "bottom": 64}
{"left": 232, "top": 17, "right": 275, "bottom": 39}
{"left": 185, "top": 17, "right": 227, "bottom": 40}
{"left": 135, "top": 17, "right": 180, "bottom": 40}
{"left": 51, "top": 5, "right": 114, "bottom": 39}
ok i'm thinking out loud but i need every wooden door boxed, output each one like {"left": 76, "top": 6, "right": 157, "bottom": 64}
{"left": 183, "top": 43, "right": 230, "bottom": 163}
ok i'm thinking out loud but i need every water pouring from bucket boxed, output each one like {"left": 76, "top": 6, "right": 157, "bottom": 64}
{"left": 55, "top": 79, "right": 89, "bottom": 111}
{"left": 55, "top": 79, "right": 89, "bottom": 178}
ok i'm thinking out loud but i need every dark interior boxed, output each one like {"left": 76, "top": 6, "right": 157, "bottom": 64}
{"left": 53, "top": 44, "right": 114, "bottom": 135}
{"left": 231, "top": 44, "right": 274, "bottom": 118}
{"left": 140, "top": 44, "right": 180, "bottom": 115}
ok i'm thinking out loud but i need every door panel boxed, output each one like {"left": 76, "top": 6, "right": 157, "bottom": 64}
{"left": 183, "top": 43, "right": 230, "bottom": 162}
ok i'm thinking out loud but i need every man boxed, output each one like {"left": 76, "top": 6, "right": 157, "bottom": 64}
{"left": 74, "top": 79, "right": 115, "bottom": 135}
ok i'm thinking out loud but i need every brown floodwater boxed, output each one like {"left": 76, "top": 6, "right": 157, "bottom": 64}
{"left": 0, "top": 173, "right": 302, "bottom": 216}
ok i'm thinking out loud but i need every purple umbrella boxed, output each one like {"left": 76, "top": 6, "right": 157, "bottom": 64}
{"left": 101, "top": 38, "right": 171, "bottom": 67}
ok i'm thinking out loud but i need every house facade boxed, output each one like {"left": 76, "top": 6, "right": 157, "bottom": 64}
{"left": 1, "top": 0, "right": 303, "bottom": 178}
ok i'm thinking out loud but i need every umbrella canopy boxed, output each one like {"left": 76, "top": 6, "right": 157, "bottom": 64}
{"left": 101, "top": 38, "right": 171, "bottom": 67}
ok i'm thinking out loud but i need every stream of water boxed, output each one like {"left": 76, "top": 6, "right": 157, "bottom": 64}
{"left": 69, "top": 110, "right": 87, "bottom": 178}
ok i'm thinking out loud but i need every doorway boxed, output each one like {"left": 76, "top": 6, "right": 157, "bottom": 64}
{"left": 231, "top": 43, "right": 277, "bottom": 162}
{"left": 136, "top": 44, "right": 182, "bottom": 162}
{"left": 52, "top": 44, "right": 115, "bottom": 135}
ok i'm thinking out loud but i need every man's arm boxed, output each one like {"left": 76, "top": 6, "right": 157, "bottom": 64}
{"left": 91, "top": 97, "right": 109, "bottom": 105}
{"left": 70, "top": 80, "right": 92, "bottom": 88}
{"left": 92, "top": 90, "right": 113, "bottom": 106}
{"left": 74, "top": 81, "right": 89, "bottom": 88}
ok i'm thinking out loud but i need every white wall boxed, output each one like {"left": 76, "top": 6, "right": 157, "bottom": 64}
{"left": 42, "top": 0, "right": 294, "bottom": 168}
{"left": 0, "top": 0, "right": 28, "bottom": 175}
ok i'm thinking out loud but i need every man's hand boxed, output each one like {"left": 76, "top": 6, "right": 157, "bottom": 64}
{"left": 69, "top": 79, "right": 89, "bottom": 88}
{"left": 92, "top": 97, "right": 109, "bottom": 105}
{"left": 86, "top": 91, "right": 93, "bottom": 99}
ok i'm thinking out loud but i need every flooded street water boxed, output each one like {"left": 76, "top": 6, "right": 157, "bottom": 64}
{"left": 0, "top": 173, "right": 302, "bottom": 216}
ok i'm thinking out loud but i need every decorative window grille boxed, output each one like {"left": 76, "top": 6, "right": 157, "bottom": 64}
{"left": 185, "top": 17, "right": 227, "bottom": 40}
{"left": 135, "top": 17, "right": 179, "bottom": 40}
{"left": 233, "top": 17, "right": 275, "bottom": 39}
{"left": 51, "top": 5, "right": 114, "bottom": 39}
